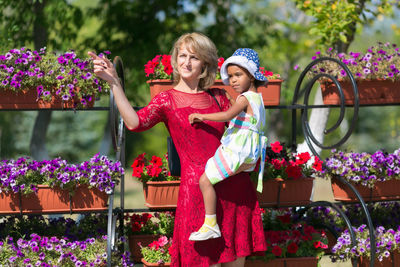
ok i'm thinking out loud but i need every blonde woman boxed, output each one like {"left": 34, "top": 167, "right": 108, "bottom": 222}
{"left": 89, "top": 32, "right": 266, "bottom": 267}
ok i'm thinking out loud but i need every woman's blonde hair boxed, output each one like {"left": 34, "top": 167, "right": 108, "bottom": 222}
{"left": 171, "top": 32, "right": 218, "bottom": 89}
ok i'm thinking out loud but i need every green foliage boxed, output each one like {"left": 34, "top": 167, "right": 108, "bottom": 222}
{"left": 295, "top": 0, "right": 398, "bottom": 50}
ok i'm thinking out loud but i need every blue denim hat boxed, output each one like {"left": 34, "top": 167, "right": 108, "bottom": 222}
{"left": 220, "top": 48, "right": 268, "bottom": 85}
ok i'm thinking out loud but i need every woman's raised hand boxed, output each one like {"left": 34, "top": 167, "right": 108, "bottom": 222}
{"left": 88, "top": 51, "right": 119, "bottom": 85}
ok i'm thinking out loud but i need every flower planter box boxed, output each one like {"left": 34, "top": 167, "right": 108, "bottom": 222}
{"left": 320, "top": 80, "right": 400, "bottom": 105}
{"left": 0, "top": 88, "right": 94, "bottom": 109}
{"left": 358, "top": 250, "right": 400, "bottom": 267}
{"left": 128, "top": 234, "right": 160, "bottom": 263}
{"left": 143, "top": 181, "right": 180, "bottom": 209}
{"left": 147, "top": 79, "right": 282, "bottom": 106}
{"left": 245, "top": 257, "right": 318, "bottom": 267}
{"left": 254, "top": 178, "right": 314, "bottom": 207}
{"left": 0, "top": 185, "right": 108, "bottom": 214}
{"left": 141, "top": 258, "right": 171, "bottom": 267}
{"left": 331, "top": 179, "right": 400, "bottom": 202}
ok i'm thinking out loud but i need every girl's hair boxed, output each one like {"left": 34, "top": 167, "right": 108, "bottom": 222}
{"left": 171, "top": 32, "right": 218, "bottom": 89}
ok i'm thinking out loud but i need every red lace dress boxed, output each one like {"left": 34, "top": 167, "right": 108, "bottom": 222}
{"left": 129, "top": 88, "right": 266, "bottom": 266}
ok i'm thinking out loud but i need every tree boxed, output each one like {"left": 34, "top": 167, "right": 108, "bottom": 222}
{"left": 0, "top": 0, "right": 83, "bottom": 160}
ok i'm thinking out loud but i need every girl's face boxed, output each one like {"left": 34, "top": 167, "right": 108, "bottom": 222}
{"left": 176, "top": 44, "right": 204, "bottom": 81}
{"left": 227, "top": 65, "right": 254, "bottom": 93}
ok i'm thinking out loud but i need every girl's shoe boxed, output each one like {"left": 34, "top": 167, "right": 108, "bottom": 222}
{"left": 188, "top": 224, "right": 221, "bottom": 241}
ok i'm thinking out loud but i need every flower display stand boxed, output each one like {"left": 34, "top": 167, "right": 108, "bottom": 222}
{"left": 245, "top": 257, "right": 319, "bottom": 267}
{"left": 331, "top": 179, "right": 400, "bottom": 202}
{"left": 320, "top": 80, "right": 400, "bottom": 105}
{"left": 255, "top": 178, "right": 314, "bottom": 207}
{"left": 141, "top": 258, "right": 171, "bottom": 266}
{"left": 128, "top": 234, "right": 160, "bottom": 263}
{"left": 147, "top": 79, "right": 282, "bottom": 106}
{"left": 0, "top": 185, "right": 108, "bottom": 214}
{"left": 143, "top": 181, "right": 180, "bottom": 209}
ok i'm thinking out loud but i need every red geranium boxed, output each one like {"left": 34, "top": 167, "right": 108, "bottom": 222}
{"left": 287, "top": 242, "right": 298, "bottom": 254}
{"left": 261, "top": 141, "right": 322, "bottom": 182}
{"left": 270, "top": 141, "right": 283, "bottom": 153}
{"left": 271, "top": 246, "right": 282, "bottom": 256}
{"left": 144, "top": 54, "right": 173, "bottom": 80}
{"left": 260, "top": 208, "right": 328, "bottom": 260}
{"left": 131, "top": 153, "right": 179, "bottom": 183}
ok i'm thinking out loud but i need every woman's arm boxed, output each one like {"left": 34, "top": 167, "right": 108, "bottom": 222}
{"left": 89, "top": 52, "right": 139, "bottom": 130}
{"left": 189, "top": 95, "right": 248, "bottom": 123}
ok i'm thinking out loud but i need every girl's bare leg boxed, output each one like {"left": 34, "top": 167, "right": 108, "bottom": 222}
{"left": 199, "top": 172, "right": 216, "bottom": 214}
{"left": 189, "top": 172, "right": 221, "bottom": 241}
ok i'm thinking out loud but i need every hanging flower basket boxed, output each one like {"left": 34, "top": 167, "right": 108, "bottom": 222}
{"left": 331, "top": 179, "right": 400, "bottom": 202}
{"left": 0, "top": 185, "right": 108, "bottom": 214}
{"left": 255, "top": 178, "right": 314, "bottom": 207}
{"left": 320, "top": 80, "right": 400, "bottom": 105}
{"left": 245, "top": 257, "right": 319, "bottom": 267}
{"left": 143, "top": 181, "right": 180, "bottom": 209}
{"left": 147, "top": 79, "right": 282, "bottom": 106}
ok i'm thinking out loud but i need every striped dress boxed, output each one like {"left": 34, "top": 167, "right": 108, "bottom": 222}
{"left": 205, "top": 91, "right": 267, "bottom": 192}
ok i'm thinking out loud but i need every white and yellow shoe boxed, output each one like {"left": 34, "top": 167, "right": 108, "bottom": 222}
{"left": 189, "top": 223, "right": 221, "bottom": 241}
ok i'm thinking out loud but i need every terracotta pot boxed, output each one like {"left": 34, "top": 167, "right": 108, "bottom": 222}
{"left": 0, "top": 191, "right": 22, "bottom": 214}
{"left": 358, "top": 250, "right": 400, "bottom": 267}
{"left": 147, "top": 79, "right": 282, "bottom": 106}
{"left": 254, "top": 178, "right": 314, "bottom": 207}
{"left": 331, "top": 179, "right": 400, "bottom": 202}
{"left": 245, "top": 257, "right": 318, "bottom": 267}
{"left": 0, "top": 185, "right": 108, "bottom": 214}
{"left": 128, "top": 234, "right": 160, "bottom": 263}
{"left": 320, "top": 80, "right": 400, "bottom": 105}
{"left": 141, "top": 258, "right": 171, "bottom": 266}
{"left": 0, "top": 88, "right": 94, "bottom": 109}
{"left": 70, "top": 185, "right": 108, "bottom": 211}
{"left": 143, "top": 181, "right": 180, "bottom": 209}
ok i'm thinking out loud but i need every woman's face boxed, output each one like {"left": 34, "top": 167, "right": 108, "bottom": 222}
{"left": 176, "top": 44, "right": 204, "bottom": 81}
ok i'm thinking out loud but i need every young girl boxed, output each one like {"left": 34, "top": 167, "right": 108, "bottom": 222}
{"left": 188, "top": 48, "right": 268, "bottom": 241}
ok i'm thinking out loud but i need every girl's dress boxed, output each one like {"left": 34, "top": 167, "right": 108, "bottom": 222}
{"left": 205, "top": 91, "right": 267, "bottom": 192}
{"left": 129, "top": 88, "right": 266, "bottom": 266}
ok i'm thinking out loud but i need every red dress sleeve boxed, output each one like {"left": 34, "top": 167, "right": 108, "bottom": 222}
{"left": 126, "top": 91, "right": 170, "bottom": 132}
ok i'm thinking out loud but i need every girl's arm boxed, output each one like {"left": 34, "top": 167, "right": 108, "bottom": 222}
{"left": 189, "top": 95, "right": 248, "bottom": 123}
{"left": 89, "top": 52, "right": 140, "bottom": 130}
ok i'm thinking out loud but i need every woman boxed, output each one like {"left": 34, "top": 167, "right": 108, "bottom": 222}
{"left": 89, "top": 32, "right": 266, "bottom": 267}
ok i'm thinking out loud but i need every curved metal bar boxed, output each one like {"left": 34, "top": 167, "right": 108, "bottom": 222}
{"left": 335, "top": 176, "right": 375, "bottom": 267}
{"left": 107, "top": 56, "right": 126, "bottom": 265}
{"left": 302, "top": 73, "right": 345, "bottom": 135}
{"left": 310, "top": 201, "right": 358, "bottom": 267}
{"left": 111, "top": 56, "right": 126, "bottom": 152}
{"left": 106, "top": 192, "right": 114, "bottom": 267}
{"left": 292, "top": 56, "right": 359, "bottom": 159}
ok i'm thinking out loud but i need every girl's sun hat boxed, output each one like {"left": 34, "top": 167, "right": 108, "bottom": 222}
{"left": 220, "top": 48, "right": 268, "bottom": 85}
